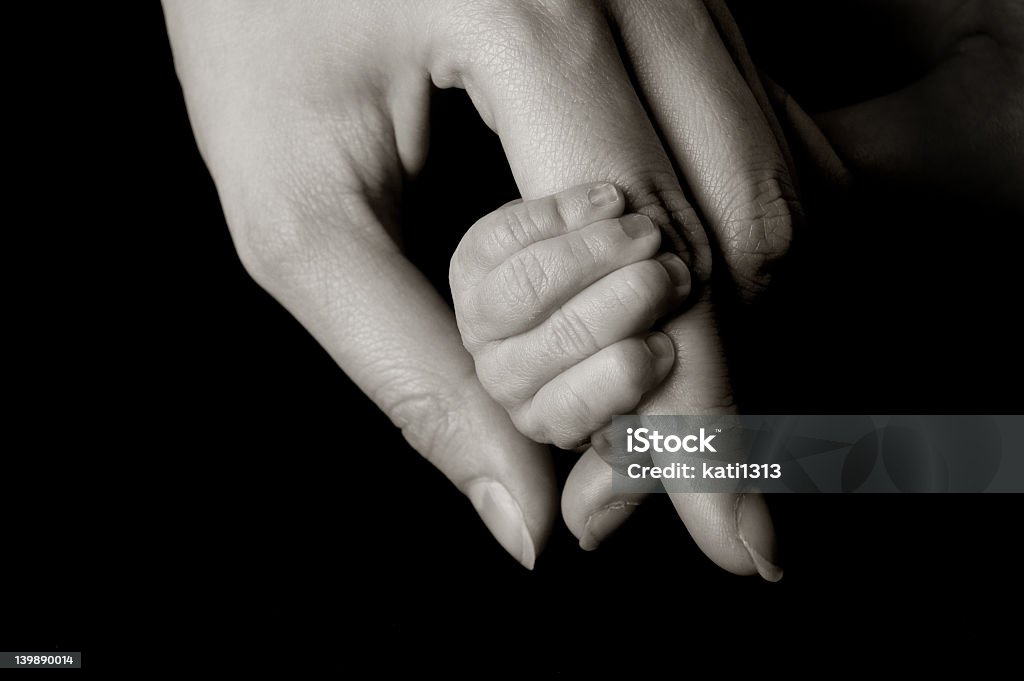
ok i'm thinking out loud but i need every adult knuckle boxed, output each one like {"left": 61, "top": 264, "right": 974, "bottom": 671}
{"left": 379, "top": 373, "right": 471, "bottom": 461}
{"left": 232, "top": 202, "right": 314, "bottom": 291}
{"left": 625, "top": 170, "right": 712, "bottom": 280}
{"left": 496, "top": 3, "right": 548, "bottom": 47}
{"left": 455, "top": 0, "right": 551, "bottom": 68}
{"left": 390, "top": 392, "right": 458, "bottom": 456}
{"left": 450, "top": 0, "right": 605, "bottom": 88}
{"left": 719, "top": 171, "right": 800, "bottom": 292}
{"left": 627, "top": 170, "right": 692, "bottom": 216}
{"left": 721, "top": 174, "right": 797, "bottom": 257}
{"left": 229, "top": 149, "right": 379, "bottom": 293}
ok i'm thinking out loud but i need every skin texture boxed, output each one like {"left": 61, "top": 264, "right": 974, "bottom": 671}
{"left": 450, "top": 183, "right": 690, "bottom": 449}
{"left": 163, "top": 0, "right": 797, "bottom": 575}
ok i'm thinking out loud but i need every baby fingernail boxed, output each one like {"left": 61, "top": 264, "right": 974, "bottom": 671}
{"left": 621, "top": 214, "right": 655, "bottom": 239}
{"left": 580, "top": 500, "right": 640, "bottom": 551}
{"left": 645, "top": 332, "right": 674, "bottom": 359}
{"left": 657, "top": 253, "right": 691, "bottom": 293}
{"left": 588, "top": 183, "right": 619, "bottom": 207}
{"left": 466, "top": 478, "right": 536, "bottom": 570}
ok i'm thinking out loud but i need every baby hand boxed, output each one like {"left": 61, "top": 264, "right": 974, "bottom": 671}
{"left": 450, "top": 182, "right": 691, "bottom": 449}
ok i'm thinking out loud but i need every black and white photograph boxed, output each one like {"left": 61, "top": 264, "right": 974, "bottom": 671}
{"left": 3, "top": 0, "right": 1022, "bottom": 673}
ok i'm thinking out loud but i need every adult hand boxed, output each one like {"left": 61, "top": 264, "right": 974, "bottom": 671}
{"left": 812, "top": 0, "right": 1024, "bottom": 212}
{"left": 164, "top": 0, "right": 797, "bottom": 576}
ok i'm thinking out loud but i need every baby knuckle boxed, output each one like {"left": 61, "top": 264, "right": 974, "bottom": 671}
{"left": 511, "top": 406, "right": 549, "bottom": 445}
{"left": 564, "top": 229, "right": 605, "bottom": 268}
{"left": 544, "top": 307, "right": 601, "bottom": 359}
{"left": 611, "top": 339, "right": 652, "bottom": 380}
{"left": 609, "top": 261, "right": 668, "bottom": 317}
{"left": 617, "top": 355, "right": 652, "bottom": 404}
{"left": 549, "top": 428, "right": 585, "bottom": 451}
{"left": 548, "top": 387, "right": 593, "bottom": 448}
{"left": 488, "top": 208, "right": 535, "bottom": 255}
{"left": 473, "top": 353, "right": 520, "bottom": 406}
{"left": 498, "top": 248, "right": 549, "bottom": 312}
{"left": 452, "top": 292, "right": 492, "bottom": 350}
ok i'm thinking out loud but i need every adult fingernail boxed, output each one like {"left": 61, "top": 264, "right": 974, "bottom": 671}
{"left": 588, "top": 182, "right": 619, "bottom": 207}
{"left": 735, "top": 493, "right": 783, "bottom": 582}
{"left": 621, "top": 214, "right": 656, "bottom": 239}
{"left": 466, "top": 478, "right": 536, "bottom": 570}
{"left": 656, "top": 253, "right": 691, "bottom": 294}
{"left": 645, "top": 332, "right": 674, "bottom": 360}
{"left": 579, "top": 500, "right": 640, "bottom": 551}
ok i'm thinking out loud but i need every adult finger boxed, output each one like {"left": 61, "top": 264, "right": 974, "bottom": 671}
{"left": 609, "top": 0, "right": 799, "bottom": 300}
{"left": 189, "top": 89, "right": 557, "bottom": 570}
{"left": 250, "top": 195, "right": 557, "bottom": 569}
{"left": 164, "top": 0, "right": 558, "bottom": 569}
{"left": 600, "top": 0, "right": 783, "bottom": 575}
{"left": 816, "top": 51, "right": 1024, "bottom": 213}
{"left": 433, "top": 1, "right": 712, "bottom": 281}
{"left": 432, "top": 2, "right": 774, "bottom": 572}
{"left": 563, "top": 448, "right": 646, "bottom": 551}
{"left": 564, "top": 297, "right": 782, "bottom": 580}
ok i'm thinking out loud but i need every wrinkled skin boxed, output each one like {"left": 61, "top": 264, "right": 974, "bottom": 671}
{"left": 164, "top": 0, "right": 1022, "bottom": 573}
{"left": 164, "top": 0, "right": 799, "bottom": 575}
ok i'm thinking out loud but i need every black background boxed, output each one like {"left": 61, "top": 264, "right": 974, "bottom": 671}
{"left": 3, "top": 1, "right": 1021, "bottom": 673}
